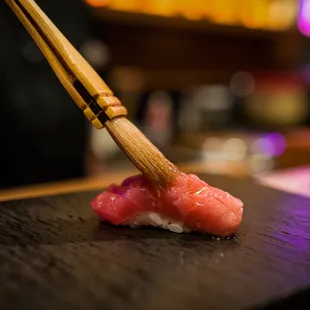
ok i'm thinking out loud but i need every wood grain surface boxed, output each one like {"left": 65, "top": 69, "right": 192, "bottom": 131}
{"left": 0, "top": 174, "right": 309, "bottom": 310}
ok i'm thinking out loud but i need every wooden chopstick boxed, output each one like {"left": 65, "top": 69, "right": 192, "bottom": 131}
{"left": 5, "top": 0, "right": 127, "bottom": 129}
{"left": 5, "top": 0, "right": 180, "bottom": 187}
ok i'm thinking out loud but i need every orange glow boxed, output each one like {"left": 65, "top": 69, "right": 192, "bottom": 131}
{"left": 177, "top": 0, "right": 204, "bottom": 21}
{"left": 208, "top": 0, "right": 239, "bottom": 25}
{"left": 108, "top": 0, "right": 148, "bottom": 13}
{"left": 85, "top": 0, "right": 110, "bottom": 8}
{"left": 144, "top": 0, "right": 178, "bottom": 17}
{"left": 240, "top": 0, "right": 269, "bottom": 29}
{"left": 267, "top": 0, "right": 298, "bottom": 30}
{"left": 85, "top": 0, "right": 298, "bottom": 31}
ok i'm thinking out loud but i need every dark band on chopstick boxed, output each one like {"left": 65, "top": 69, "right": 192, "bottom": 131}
{"left": 14, "top": 0, "right": 110, "bottom": 124}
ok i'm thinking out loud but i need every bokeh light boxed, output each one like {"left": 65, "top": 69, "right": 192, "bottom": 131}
{"left": 230, "top": 71, "right": 255, "bottom": 97}
{"left": 251, "top": 133, "right": 286, "bottom": 157}
{"left": 298, "top": 0, "right": 310, "bottom": 36}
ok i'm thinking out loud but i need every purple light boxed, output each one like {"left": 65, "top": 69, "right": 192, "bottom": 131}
{"left": 263, "top": 133, "right": 286, "bottom": 157}
{"left": 302, "top": 64, "right": 310, "bottom": 84}
{"left": 298, "top": 0, "right": 310, "bottom": 36}
{"left": 253, "top": 133, "right": 286, "bottom": 157}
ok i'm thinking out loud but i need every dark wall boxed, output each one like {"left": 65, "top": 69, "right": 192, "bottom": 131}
{"left": 0, "top": 0, "right": 90, "bottom": 188}
{"left": 93, "top": 15, "right": 302, "bottom": 90}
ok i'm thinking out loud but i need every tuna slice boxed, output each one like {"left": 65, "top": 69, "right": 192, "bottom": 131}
{"left": 91, "top": 173, "right": 243, "bottom": 237}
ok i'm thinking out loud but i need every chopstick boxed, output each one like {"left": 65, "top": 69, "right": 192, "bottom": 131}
{"left": 5, "top": 0, "right": 180, "bottom": 187}
{"left": 5, "top": 0, "right": 126, "bottom": 128}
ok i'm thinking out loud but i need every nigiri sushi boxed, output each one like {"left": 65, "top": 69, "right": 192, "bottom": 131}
{"left": 90, "top": 172, "right": 243, "bottom": 237}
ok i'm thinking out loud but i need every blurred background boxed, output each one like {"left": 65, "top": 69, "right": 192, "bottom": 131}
{"left": 1, "top": 0, "right": 310, "bottom": 189}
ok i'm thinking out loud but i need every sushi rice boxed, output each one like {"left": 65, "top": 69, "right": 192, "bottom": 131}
{"left": 124, "top": 212, "right": 192, "bottom": 234}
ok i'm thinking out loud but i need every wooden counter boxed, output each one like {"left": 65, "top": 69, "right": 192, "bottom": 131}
{"left": 0, "top": 161, "right": 247, "bottom": 202}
